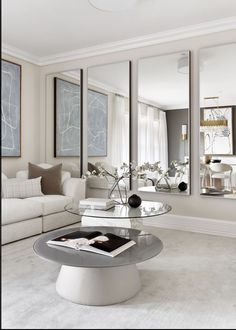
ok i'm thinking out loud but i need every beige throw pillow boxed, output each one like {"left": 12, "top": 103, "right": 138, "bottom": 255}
{"left": 28, "top": 163, "right": 63, "bottom": 195}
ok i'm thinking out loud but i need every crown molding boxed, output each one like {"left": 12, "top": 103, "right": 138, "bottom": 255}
{"left": 2, "top": 43, "right": 41, "bottom": 65}
{"left": 2, "top": 16, "right": 236, "bottom": 66}
{"left": 88, "top": 78, "right": 129, "bottom": 97}
{"left": 138, "top": 97, "right": 163, "bottom": 109}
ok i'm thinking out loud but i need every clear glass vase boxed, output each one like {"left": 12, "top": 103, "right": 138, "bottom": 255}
{"left": 155, "top": 175, "right": 171, "bottom": 191}
{"left": 108, "top": 177, "right": 128, "bottom": 205}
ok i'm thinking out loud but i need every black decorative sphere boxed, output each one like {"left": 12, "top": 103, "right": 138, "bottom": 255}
{"left": 128, "top": 194, "right": 142, "bottom": 208}
{"left": 178, "top": 181, "right": 188, "bottom": 191}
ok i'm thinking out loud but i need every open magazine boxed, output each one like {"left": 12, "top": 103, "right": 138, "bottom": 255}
{"left": 47, "top": 230, "right": 136, "bottom": 257}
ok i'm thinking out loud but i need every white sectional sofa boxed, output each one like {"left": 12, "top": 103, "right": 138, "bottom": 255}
{"left": 1, "top": 164, "right": 86, "bottom": 245}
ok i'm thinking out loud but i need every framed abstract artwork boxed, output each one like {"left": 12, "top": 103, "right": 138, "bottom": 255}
{"left": 88, "top": 89, "right": 108, "bottom": 157}
{"left": 203, "top": 107, "right": 233, "bottom": 155}
{"left": 1, "top": 59, "right": 21, "bottom": 157}
{"left": 54, "top": 77, "right": 81, "bottom": 157}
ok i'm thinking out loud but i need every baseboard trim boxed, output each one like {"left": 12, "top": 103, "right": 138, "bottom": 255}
{"left": 143, "top": 214, "right": 236, "bottom": 238}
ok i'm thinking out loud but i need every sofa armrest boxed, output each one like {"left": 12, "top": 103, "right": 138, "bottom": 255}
{"left": 62, "top": 178, "right": 86, "bottom": 203}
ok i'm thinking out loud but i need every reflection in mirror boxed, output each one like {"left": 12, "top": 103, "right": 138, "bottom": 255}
{"left": 137, "top": 51, "right": 190, "bottom": 195}
{"left": 46, "top": 69, "right": 82, "bottom": 177}
{"left": 199, "top": 43, "right": 236, "bottom": 199}
{"left": 87, "top": 61, "right": 130, "bottom": 200}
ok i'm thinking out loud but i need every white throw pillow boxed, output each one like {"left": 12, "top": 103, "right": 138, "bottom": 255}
{"left": 2, "top": 177, "right": 43, "bottom": 199}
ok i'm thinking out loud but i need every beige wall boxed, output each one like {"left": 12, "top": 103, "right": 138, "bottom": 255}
{"left": 2, "top": 55, "right": 40, "bottom": 177}
{"left": 2, "top": 29, "right": 236, "bottom": 222}
{"left": 40, "top": 29, "right": 236, "bottom": 222}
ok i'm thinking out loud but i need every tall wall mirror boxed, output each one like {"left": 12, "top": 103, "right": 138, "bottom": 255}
{"left": 199, "top": 43, "right": 236, "bottom": 198}
{"left": 137, "top": 51, "right": 191, "bottom": 195}
{"left": 45, "top": 69, "right": 82, "bottom": 177}
{"left": 86, "top": 61, "right": 131, "bottom": 198}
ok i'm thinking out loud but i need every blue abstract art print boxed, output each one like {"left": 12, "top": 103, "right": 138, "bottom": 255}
{"left": 88, "top": 90, "right": 108, "bottom": 157}
{"left": 54, "top": 78, "right": 81, "bottom": 157}
{"left": 1, "top": 60, "right": 21, "bottom": 157}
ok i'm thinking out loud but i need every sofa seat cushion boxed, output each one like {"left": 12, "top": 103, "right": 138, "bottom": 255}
{"left": 2, "top": 198, "right": 43, "bottom": 225}
{"left": 27, "top": 195, "right": 73, "bottom": 216}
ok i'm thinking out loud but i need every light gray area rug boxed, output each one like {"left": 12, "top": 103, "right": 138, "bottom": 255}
{"left": 2, "top": 226, "right": 236, "bottom": 329}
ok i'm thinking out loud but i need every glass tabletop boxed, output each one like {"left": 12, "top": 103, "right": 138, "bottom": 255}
{"left": 65, "top": 200, "right": 171, "bottom": 219}
{"left": 33, "top": 226, "right": 163, "bottom": 268}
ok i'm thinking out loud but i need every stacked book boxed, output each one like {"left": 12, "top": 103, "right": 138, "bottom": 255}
{"left": 79, "top": 198, "right": 115, "bottom": 210}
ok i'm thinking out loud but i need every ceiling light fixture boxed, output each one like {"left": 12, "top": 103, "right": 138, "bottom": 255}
{"left": 200, "top": 97, "right": 228, "bottom": 132}
{"left": 200, "top": 119, "right": 228, "bottom": 132}
{"left": 89, "top": 0, "right": 137, "bottom": 12}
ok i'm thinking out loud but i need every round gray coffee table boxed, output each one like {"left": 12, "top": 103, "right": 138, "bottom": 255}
{"left": 34, "top": 226, "right": 163, "bottom": 306}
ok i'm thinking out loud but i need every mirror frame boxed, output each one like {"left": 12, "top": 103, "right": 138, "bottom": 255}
{"left": 137, "top": 50, "right": 191, "bottom": 195}
{"left": 198, "top": 42, "right": 236, "bottom": 198}
{"left": 86, "top": 60, "right": 132, "bottom": 190}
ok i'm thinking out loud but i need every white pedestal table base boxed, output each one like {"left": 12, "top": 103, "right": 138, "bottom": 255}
{"left": 56, "top": 264, "right": 141, "bottom": 305}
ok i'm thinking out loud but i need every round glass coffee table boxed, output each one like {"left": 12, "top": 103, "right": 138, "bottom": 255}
{"left": 34, "top": 226, "right": 163, "bottom": 306}
{"left": 65, "top": 200, "right": 172, "bottom": 229}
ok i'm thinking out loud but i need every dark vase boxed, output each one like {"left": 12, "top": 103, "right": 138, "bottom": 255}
{"left": 178, "top": 181, "right": 188, "bottom": 191}
{"left": 128, "top": 194, "right": 142, "bottom": 208}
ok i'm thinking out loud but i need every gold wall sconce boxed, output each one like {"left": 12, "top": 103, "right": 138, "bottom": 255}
{"left": 182, "top": 124, "right": 187, "bottom": 140}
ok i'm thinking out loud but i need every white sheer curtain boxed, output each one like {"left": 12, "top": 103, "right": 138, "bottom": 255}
{"left": 111, "top": 95, "right": 129, "bottom": 167}
{"left": 138, "top": 103, "right": 168, "bottom": 170}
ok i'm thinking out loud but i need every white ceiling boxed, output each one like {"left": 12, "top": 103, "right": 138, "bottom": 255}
{"left": 87, "top": 53, "right": 189, "bottom": 109}
{"left": 2, "top": 0, "right": 236, "bottom": 60}
{"left": 200, "top": 43, "right": 236, "bottom": 107}
{"left": 88, "top": 62, "right": 129, "bottom": 95}
{"left": 138, "top": 52, "right": 189, "bottom": 109}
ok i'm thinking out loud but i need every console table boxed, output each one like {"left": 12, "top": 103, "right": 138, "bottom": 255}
{"left": 34, "top": 226, "right": 163, "bottom": 306}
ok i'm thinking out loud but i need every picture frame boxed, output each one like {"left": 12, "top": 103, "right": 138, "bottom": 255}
{"left": 54, "top": 77, "right": 82, "bottom": 157}
{"left": 203, "top": 106, "right": 233, "bottom": 155}
{"left": 1, "top": 59, "right": 21, "bottom": 157}
{"left": 54, "top": 77, "right": 108, "bottom": 158}
{"left": 87, "top": 89, "right": 108, "bottom": 157}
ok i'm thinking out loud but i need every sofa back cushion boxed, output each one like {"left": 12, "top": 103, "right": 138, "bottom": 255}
{"left": 28, "top": 162, "right": 63, "bottom": 195}
{"left": 2, "top": 177, "right": 43, "bottom": 199}
{"left": 2, "top": 172, "right": 8, "bottom": 181}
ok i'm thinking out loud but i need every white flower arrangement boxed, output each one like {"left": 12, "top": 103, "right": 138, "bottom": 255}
{"left": 83, "top": 160, "right": 188, "bottom": 194}
{"left": 83, "top": 162, "right": 137, "bottom": 204}
{"left": 136, "top": 160, "right": 188, "bottom": 190}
